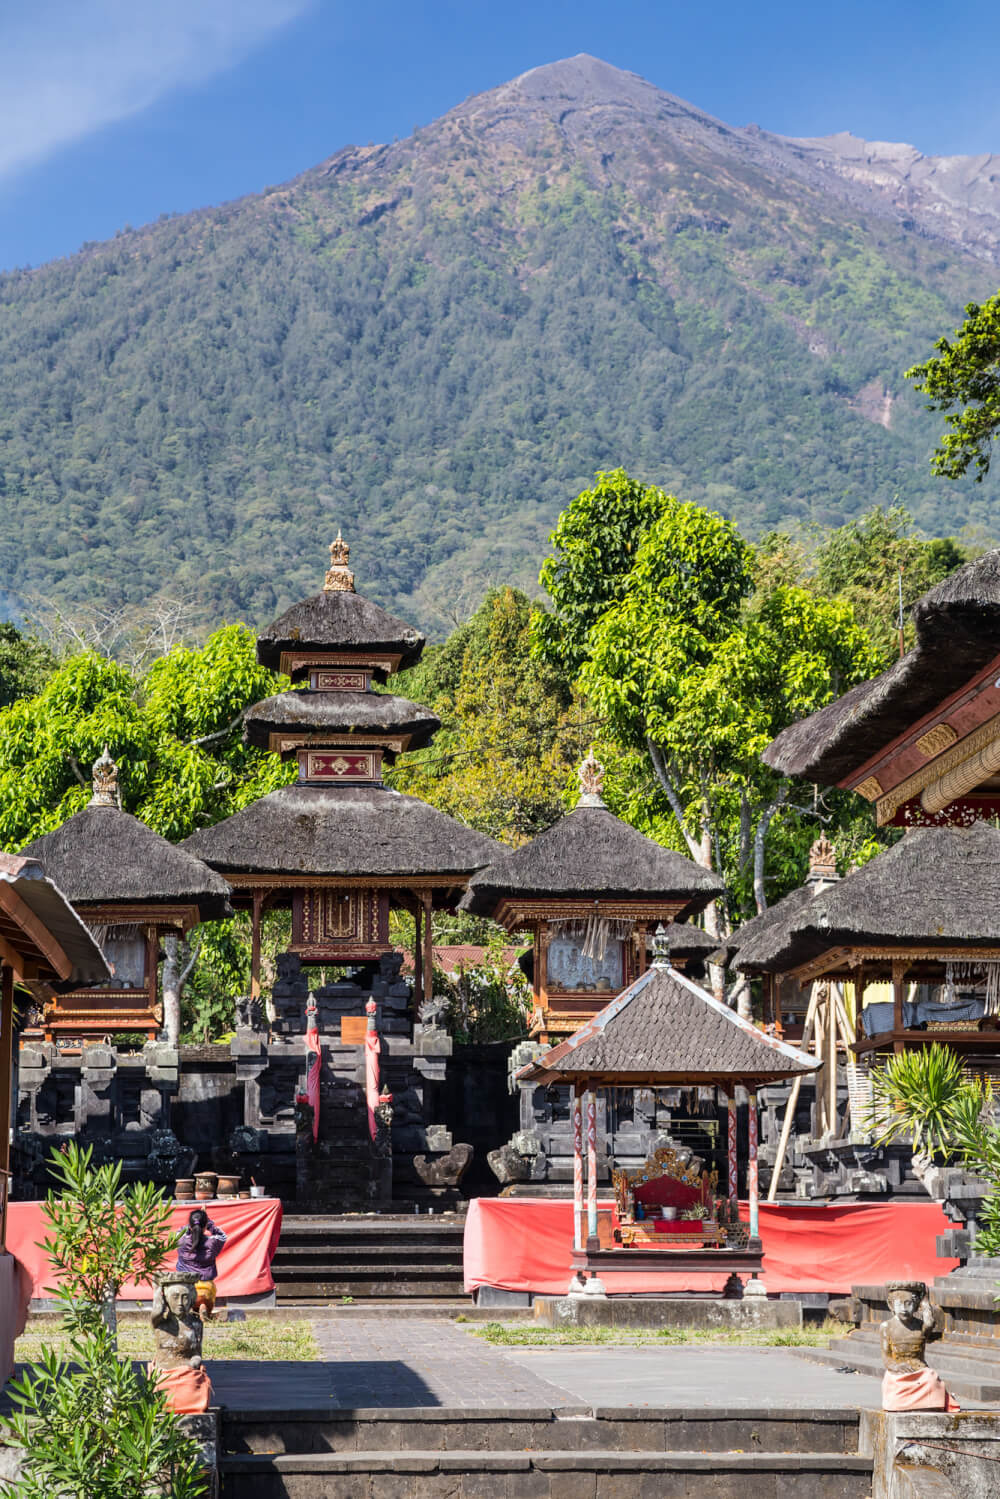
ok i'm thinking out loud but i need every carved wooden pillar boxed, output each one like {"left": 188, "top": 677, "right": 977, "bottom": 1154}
{"left": 747, "top": 1088, "right": 759, "bottom": 1239}
{"left": 0, "top": 965, "right": 13, "bottom": 1251}
{"left": 892, "top": 959, "right": 906, "bottom": 1054}
{"left": 413, "top": 897, "right": 423, "bottom": 1010}
{"left": 586, "top": 1085, "right": 599, "bottom": 1245}
{"left": 727, "top": 1091, "right": 738, "bottom": 1205}
{"left": 572, "top": 1082, "right": 584, "bottom": 1252}
{"left": 250, "top": 891, "right": 264, "bottom": 1003}
{"left": 422, "top": 890, "right": 434, "bottom": 1009}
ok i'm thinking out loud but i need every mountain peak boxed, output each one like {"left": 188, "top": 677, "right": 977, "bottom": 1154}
{"left": 512, "top": 54, "right": 656, "bottom": 105}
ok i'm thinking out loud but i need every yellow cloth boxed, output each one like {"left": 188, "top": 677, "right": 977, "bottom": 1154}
{"left": 194, "top": 1280, "right": 216, "bottom": 1317}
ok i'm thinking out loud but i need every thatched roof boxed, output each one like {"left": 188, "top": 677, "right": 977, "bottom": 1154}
{"left": 722, "top": 884, "right": 824, "bottom": 971}
{"left": 243, "top": 690, "right": 439, "bottom": 751}
{"left": 0, "top": 853, "right": 109, "bottom": 986}
{"left": 256, "top": 590, "right": 425, "bottom": 673}
{"left": 764, "top": 548, "right": 1000, "bottom": 784}
{"left": 659, "top": 922, "right": 718, "bottom": 960}
{"left": 460, "top": 805, "right": 723, "bottom": 917}
{"left": 182, "top": 784, "right": 504, "bottom": 880}
{"left": 21, "top": 809, "right": 233, "bottom": 920}
{"left": 518, "top": 962, "right": 818, "bottom": 1086}
{"left": 735, "top": 822, "right": 1000, "bottom": 974}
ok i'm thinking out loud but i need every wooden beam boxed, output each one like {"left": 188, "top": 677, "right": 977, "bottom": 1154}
{"left": 0, "top": 882, "right": 71, "bottom": 979}
{"left": 892, "top": 959, "right": 906, "bottom": 1056}
{"left": 250, "top": 891, "right": 264, "bottom": 1004}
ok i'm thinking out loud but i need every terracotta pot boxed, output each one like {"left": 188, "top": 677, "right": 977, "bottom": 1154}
{"left": 194, "top": 1172, "right": 217, "bottom": 1191}
{"left": 238, "top": 1190, "right": 251, "bottom": 1199}
{"left": 194, "top": 1188, "right": 213, "bottom": 1201}
{"left": 174, "top": 1178, "right": 194, "bottom": 1197}
{"left": 216, "top": 1175, "right": 240, "bottom": 1197}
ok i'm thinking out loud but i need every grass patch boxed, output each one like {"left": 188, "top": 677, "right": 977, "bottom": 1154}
{"left": 473, "top": 1317, "right": 848, "bottom": 1348}
{"left": 16, "top": 1317, "right": 319, "bottom": 1364}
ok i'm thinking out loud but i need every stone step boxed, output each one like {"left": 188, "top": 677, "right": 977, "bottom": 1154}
{"left": 279, "top": 1217, "right": 465, "bottom": 1235}
{"left": 794, "top": 1342, "right": 1000, "bottom": 1403}
{"left": 219, "top": 1448, "right": 874, "bottom": 1498}
{"left": 222, "top": 1405, "right": 863, "bottom": 1456}
{"left": 273, "top": 1242, "right": 462, "bottom": 1260}
{"left": 275, "top": 1277, "right": 466, "bottom": 1301}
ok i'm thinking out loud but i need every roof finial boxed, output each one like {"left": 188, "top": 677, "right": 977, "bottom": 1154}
{"left": 651, "top": 924, "right": 671, "bottom": 969}
{"left": 90, "top": 746, "right": 120, "bottom": 809}
{"left": 577, "top": 748, "right": 606, "bottom": 808}
{"left": 324, "top": 530, "right": 355, "bottom": 593}
{"left": 807, "top": 833, "right": 837, "bottom": 884}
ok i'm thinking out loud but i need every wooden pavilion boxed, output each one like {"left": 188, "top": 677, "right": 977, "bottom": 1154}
{"left": 764, "top": 548, "right": 1000, "bottom": 829}
{"left": 20, "top": 750, "right": 232, "bottom": 1041}
{"left": 734, "top": 822, "right": 1000, "bottom": 1067}
{"left": 517, "top": 931, "right": 817, "bottom": 1292}
{"left": 460, "top": 754, "right": 723, "bottom": 1042}
{"left": 183, "top": 535, "right": 503, "bottom": 1020}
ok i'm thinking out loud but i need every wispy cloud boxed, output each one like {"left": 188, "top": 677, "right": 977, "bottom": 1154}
{"left": 0, "top": 0, "right": 312, "bottom": 180}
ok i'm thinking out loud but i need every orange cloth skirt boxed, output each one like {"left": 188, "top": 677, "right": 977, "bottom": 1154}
{"left": 153, "top": 1363, "right": 213, "bottom": 1414}
{"left": 882, "top": 1367, "right": 960, "bottom": 1412}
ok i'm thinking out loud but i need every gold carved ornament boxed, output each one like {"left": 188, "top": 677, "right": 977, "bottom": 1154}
{"left": 324, "top": 530, "right": 355, "bottom": 593}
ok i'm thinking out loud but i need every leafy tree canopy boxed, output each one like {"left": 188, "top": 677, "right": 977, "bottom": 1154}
{"left": 0, "top": 623, "right": 55, "bottom": 708}
{"left": 907, "top": 292, "right": 1000, "bottom": 480}
{"left": 0, "top": 623, "right": 294, "bottom": 850}
{"left": 392, "top": 586, "right": 579, "bottom": 844}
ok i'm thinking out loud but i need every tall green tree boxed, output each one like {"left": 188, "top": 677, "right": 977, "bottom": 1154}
{"left": 907, "top": 291, "right": 1000, "bottom": 480}
{"left": 392, "top": 587, "right": 579, "bottom": 844}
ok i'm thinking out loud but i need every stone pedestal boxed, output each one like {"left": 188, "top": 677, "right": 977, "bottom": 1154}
{"left": 534, "top": 1293, "right": 801, "bottom": 1331}
{"left": 860, "top": 1410, "right": 1000, "bottom": 1499}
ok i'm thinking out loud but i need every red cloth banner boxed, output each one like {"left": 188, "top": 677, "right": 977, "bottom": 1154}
{"left": 7, "top": 1196, "right": 283, "bottom": 1301}
{"left": 463, "top": 1197, "right": 959, "bottom": 1295}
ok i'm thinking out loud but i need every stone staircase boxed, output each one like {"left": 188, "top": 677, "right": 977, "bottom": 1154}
{"left": 271, "top": 1215, "right": 467, "bottom": 1303}
{"left": 219, "top": 1404, "right": 874, "bottom": 1497}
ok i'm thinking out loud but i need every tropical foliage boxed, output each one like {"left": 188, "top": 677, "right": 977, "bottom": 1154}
{"left": 908, "top": 292, "right": 1000, "bottom": 480}
{"left": 3, "top": 1143, "right": 204, "bottom": 1498}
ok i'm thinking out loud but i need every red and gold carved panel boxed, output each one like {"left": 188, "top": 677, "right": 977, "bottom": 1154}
{"left": 291, "top": 887, "right": 389, "bottom": 960}
{"left": 310, "top": 669, "right": 371, "bottom": 692}
{"left": 299, "top": 749, "right": 382, "bottom": 783}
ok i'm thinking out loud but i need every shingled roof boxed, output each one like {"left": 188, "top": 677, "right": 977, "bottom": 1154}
{"left": 182, "top": 784, "right": 504, "bottom": 880}
{"left": 734, "top": 822, "right": 1000, "bottom": 974}
{"left": 518, "top": 962, "right": 818, "bottom": 1086}
{"left": 460, "top": 805, "right": 723, "bottom": 918}
{"left": 243, "top": 690, "right": 440, "bottom": 752}
{"left": 256, "top": 590, "right": 425, "bottom": 674}
{"left": 21, "top": 809, "right": 233, "bottom": 921}
{"left": 763, "top": 548, "right": 1000, "bottom": 784}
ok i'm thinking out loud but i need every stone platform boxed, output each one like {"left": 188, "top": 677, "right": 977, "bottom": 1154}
{"left": 534, "top": 1292, "right": 801, "bottom": 1331}
{"left": 194, "top": 1315, "right": 884, "bottom": 1496}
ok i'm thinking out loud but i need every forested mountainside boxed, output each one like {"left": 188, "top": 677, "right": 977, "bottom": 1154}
{"left": 1, "top": 53, "right": 999, "bottom": 634}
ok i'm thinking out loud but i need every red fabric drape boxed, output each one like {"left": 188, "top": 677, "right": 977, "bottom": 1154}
{"left": 7, "top": 1196, "right": 282, "bottom": 1301}
{"left": 463, "top": 1198, "right": 958, "bottom": 1295}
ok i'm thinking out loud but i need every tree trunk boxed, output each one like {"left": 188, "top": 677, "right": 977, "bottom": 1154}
{"left": 161, "top": 932, "right": 202, "bottom": 1048}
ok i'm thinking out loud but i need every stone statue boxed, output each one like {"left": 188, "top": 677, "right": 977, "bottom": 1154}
{"left": 880, "top": 1281, "right": 958, "bottom": 1411}
{"left": 150, "top": 1271, "right": 213, "bottom": 1414}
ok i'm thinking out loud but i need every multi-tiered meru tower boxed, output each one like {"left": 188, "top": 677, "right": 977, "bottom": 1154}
{"left": 183, "top": 535, "right": 503, "bottom": 1209}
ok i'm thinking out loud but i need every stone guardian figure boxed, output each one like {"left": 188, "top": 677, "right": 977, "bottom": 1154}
{"left": 150, "top": 1270, "right": 214, "bottom": 1413}
{"left": 880, "top": 1280, "right": 959, "bottom": 1411}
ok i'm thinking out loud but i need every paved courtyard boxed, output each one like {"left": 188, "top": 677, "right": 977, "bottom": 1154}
{"left": 207, "top": 1316, "right": 884, "bottom": 1412}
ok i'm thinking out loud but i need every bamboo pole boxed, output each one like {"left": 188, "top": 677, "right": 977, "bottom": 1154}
{"left": 766, "top": 979, "right": 822, "bottom": 1202}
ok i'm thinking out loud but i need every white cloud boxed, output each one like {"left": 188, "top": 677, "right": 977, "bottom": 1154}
{"left": 0, "top": 0, "right": 312, "bottom": 179}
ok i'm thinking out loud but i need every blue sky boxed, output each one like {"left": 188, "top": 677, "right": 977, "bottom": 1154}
{"left": 1, "top": 0, "right": 999, "bottom": 271}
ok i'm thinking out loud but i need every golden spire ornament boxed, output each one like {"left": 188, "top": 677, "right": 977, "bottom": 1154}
{"left": 90, "top": 746, "right": 121, "bottom": 808}
{"left": 577, "top": 748, "right": 606, "bottom": 808}
{"left": 324, "top": 530, "right": 355, "bottom": 593}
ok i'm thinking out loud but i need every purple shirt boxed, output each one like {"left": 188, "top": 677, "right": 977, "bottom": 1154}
{"left": 176, "top": 1220, "right": 227, "bottom": 1280}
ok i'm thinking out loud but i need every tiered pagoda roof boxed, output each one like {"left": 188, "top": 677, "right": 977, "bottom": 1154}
{"left": 461, "top": 776, "right": 723, "bottom": 917}
{"left": 184, "top": 534, "right": 503, "bottom": 892}
{"left": 184, "top": 784, "right": 502, "bottom": 879}
{"left": 765, "top": 548, "right": 1000, "bottom": 786}
{"left": 21, "top": 751, "right": 232, "bottom": 921}
{"left": 518, "top": 958, "right": 818, "bottom": 1087}
{"left": 733, "top": 822, "right": 1000, "bottom": 977}
{"left": 243, "top": 689, "right": 439, "bottom": 754}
